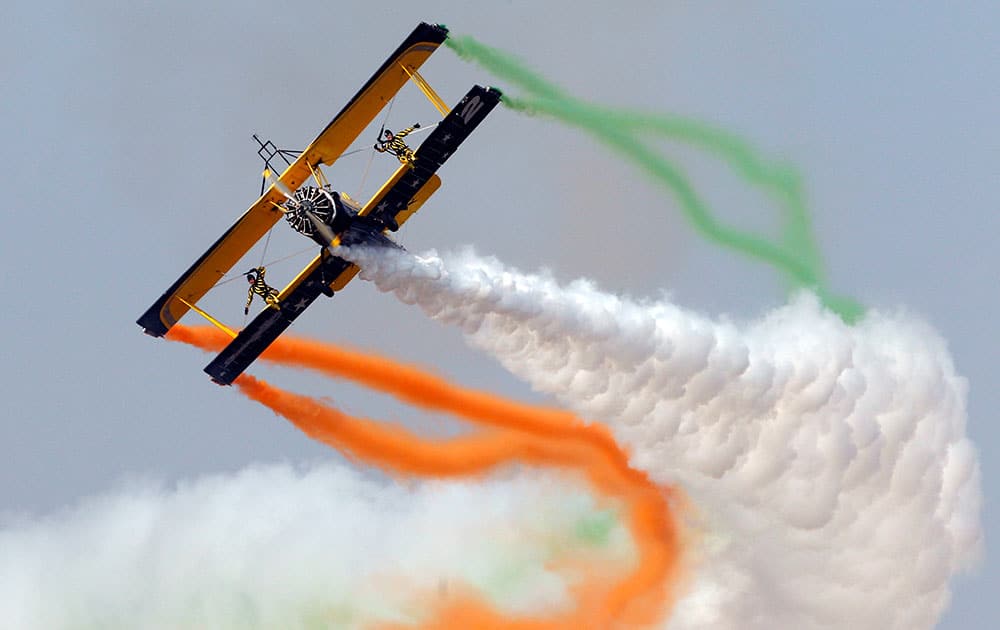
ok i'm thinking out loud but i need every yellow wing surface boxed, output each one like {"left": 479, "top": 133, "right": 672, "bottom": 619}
{"left": 137, "top": 23, "right": 449, "bottom": 337}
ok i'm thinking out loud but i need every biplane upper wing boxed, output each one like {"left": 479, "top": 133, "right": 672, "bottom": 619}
{"left": 204, "top": 86, "right": 502, "bottom": 385}
{"left": 136, "top": 22, "right": 449, "bottom": 337}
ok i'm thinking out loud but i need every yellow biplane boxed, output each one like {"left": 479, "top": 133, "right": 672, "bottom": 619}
{"left": 136, "top": 22, "right": 501, "bottom": 385}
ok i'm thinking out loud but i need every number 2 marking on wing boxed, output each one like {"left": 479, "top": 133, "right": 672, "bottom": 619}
{"left": 460, "top": 96, "right": 483, "bottom": 125}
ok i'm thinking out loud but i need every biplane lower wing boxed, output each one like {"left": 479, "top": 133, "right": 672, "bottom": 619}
{"left": 204, "top": 86, "right": 502, "bottom": 385}
{"left": 201, "top": 223, "right": 390, "bottom": 385}
{"left": 136, "top": 22, "right": 449, "bottom": 338}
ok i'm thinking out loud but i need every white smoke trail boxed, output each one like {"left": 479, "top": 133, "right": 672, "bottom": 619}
{"left": 341, "top": 244, "right": 983, "bottom": 630}
{"left": 0, "top": 464, "right": 632, "bottom": 629}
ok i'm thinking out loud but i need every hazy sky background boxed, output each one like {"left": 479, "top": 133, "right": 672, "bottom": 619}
{"left": 2, "top": 2, "right": 996, "bottom": 627}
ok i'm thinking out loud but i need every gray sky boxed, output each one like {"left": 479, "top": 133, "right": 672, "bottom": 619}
{"left": 2, "top": 2, "right": 996, "bottom": 627}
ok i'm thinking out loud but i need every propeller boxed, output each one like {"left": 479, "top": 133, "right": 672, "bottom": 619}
{"left": 262, "top": 168, "right": 296, "bottom": 204}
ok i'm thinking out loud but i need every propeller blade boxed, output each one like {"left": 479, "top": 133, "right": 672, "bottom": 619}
{"left": 262, "top": 168, "right": 296, "bottom": 201}
{"left": 305, "top": 210, "right": 338, "bottom": 249}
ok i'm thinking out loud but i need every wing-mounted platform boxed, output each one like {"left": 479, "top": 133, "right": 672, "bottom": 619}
{"left": 204, "top": 85, "right": 501, "bottom": 385}
{"left": 136, "top": 22, "right": 449, "bottom": 338}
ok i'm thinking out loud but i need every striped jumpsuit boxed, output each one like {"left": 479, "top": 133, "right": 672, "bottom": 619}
{"left": 374, "top": 126, "right": 418, "bottom": 164}
{"left": 245, "top": 267, "right": 280, "bottom": 313}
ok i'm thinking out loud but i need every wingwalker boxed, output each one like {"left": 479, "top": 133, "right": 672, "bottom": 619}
{"left": 136, "top": 22, "right": 501, "bottom": 385}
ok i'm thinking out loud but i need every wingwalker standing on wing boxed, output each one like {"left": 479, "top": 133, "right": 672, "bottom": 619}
{"left": 374, "top": 124, "right": 420, "bottom": 164}
{"left": 244, "top": 267, "right": 280, "bottom": 315}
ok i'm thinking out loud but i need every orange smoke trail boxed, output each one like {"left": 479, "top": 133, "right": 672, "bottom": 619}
{"left": 167, "top": 326, "right": 683, "bottom": 628}
{"left": 168, "top": 326, "right": 628, "bottom": 469}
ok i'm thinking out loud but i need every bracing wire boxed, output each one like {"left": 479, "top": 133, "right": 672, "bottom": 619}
{"left": 210, "top": 245, "right": 318, "bottom": 293}
{"left": 357, "top": 143, "right": 377, "bottom": 200}
{"left": 358, "top": 96, "right": 396, "bottom": 197}
{"left": 257, "top": 226, "right": 275, "bottom": 269}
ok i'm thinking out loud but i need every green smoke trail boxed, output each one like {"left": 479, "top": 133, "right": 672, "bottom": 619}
{"left": 446, "top": 35, "right": 863, "bottom": 322}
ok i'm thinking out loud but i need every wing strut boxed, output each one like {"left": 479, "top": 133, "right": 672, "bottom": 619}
{"left": 176, "top": 298, "right": 238, "bottom": 339}
{"left": 402, "top": 65, "right": 449, "bottom": 116}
